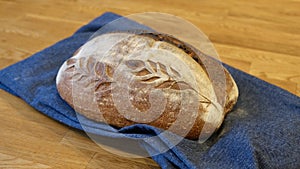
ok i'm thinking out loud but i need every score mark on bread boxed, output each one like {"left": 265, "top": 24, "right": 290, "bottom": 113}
{"left": 56, "top": 32, "right": 238, "bottom": 140}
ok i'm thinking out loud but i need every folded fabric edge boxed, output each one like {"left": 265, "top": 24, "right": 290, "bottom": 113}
{"left": 1, "top": 11, "right": 299, "bottom": 169}
{"left": 74, "top": 12, "right": 122, "bottom": 34}
{"left": 225, "top": 65, "right": 300, "bottom": 102}
{"left": 0, "top": 83, "right": 18, "bottom": 96}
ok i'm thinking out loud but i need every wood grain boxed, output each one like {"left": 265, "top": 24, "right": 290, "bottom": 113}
{"left": 0, "top": 0, "right": 299, "bottom": 168}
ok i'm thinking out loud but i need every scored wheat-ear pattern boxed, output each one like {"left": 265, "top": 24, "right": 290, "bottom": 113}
{"left": 65, "top": 56, "right": 212, "bottom": 105}
{"left": 65, "top": 56, "right": 115, "bottom": 94}
{"left": 124, "top": 59, "right": 193, "bottom": 90}
{"left": 124, "top": 59, "right": 212, "bottom": 105}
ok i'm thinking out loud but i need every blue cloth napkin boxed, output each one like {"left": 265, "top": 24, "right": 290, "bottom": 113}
{"left": 1, "top": 12, "right": 299, "bottom": 169}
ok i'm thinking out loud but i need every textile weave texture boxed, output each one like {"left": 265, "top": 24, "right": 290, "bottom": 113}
{"left": 0, "top": 12, "right": 299, "bottom": 169}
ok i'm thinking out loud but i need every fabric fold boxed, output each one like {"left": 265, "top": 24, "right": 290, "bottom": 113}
{"left": 0, "top": 12, "right": 299, "bottom": 169}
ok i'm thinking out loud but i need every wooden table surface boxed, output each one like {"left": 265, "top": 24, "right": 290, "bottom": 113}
{"left": 0, "top": 0, "right": 299, "bottom": 168}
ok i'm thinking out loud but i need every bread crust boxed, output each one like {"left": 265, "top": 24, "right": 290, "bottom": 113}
{"left": 56, "top": 32, "right": 238, "bottom": 140}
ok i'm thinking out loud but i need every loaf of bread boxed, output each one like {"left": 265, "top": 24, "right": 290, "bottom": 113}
{"left": 56, "top": 32, "right": 238, "bottom": 140}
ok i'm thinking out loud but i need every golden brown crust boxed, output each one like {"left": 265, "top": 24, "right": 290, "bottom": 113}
{"left": 139, "top": 33, "right": 238, "bottom": 112}
{"left": 56, "top": 32, "right": 238, "bottom": 140}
